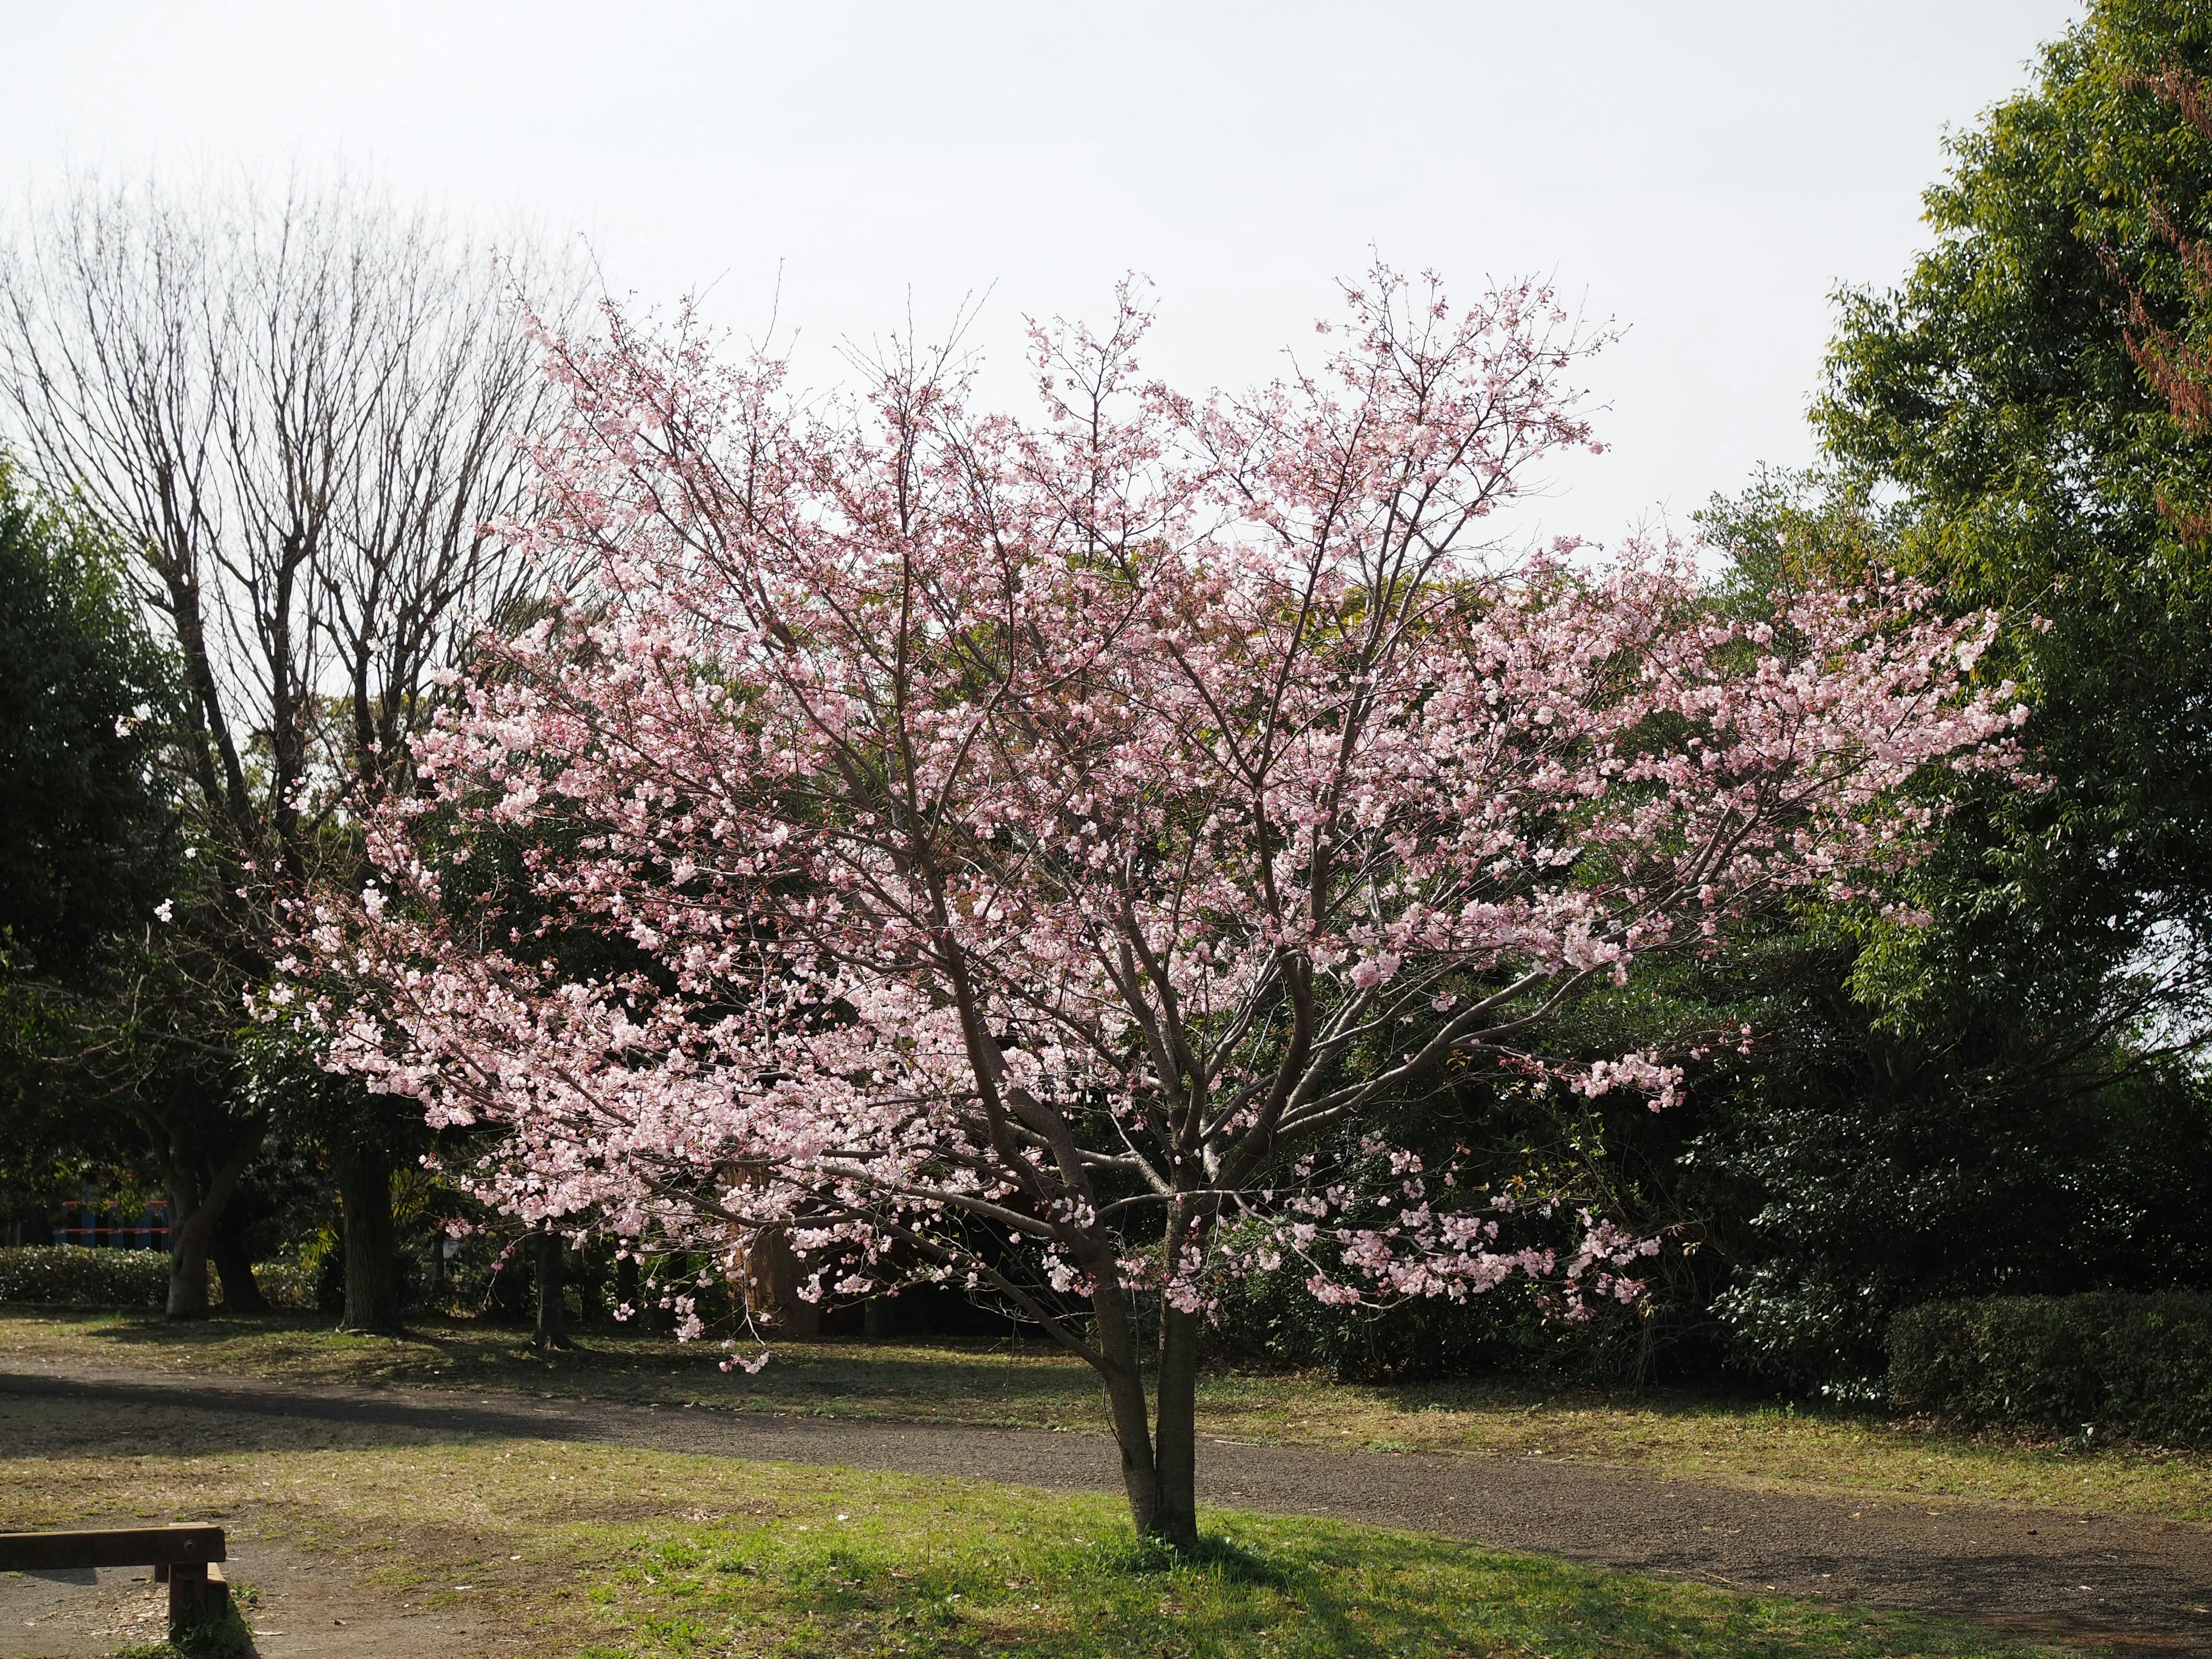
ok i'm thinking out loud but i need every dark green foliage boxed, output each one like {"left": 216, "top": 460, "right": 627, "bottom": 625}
{"left": 1209, "top": 1264, "right": 1652, "bottom": 1385}
{"left": 1818, "top": 0, "right": 2212, "bottom": 1059}
{"left": 0, "top": 456, "right": 180, "bottom": 1239}
{"left": 1692, "top": 0, "right": 2212, "bottom": 1387}
{"left": 1889, "top": 1291, "right": 2212, "bottom": 1442}
{"left": 0, "top": 1244, "right": 168, "bottom": 1307}
{"left": 1675, "top": 917, "right": 2212, "bottom": 1387}
{"left": 0, "top": 1245, "right": 312, "bottom": 1310}
{"left": 0, "top": 456, "right": 176, "bottom": 981}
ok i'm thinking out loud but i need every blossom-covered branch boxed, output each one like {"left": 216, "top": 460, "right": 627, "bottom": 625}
{"left": 280, "top": 266, "right": 2025, "bottom": 1546}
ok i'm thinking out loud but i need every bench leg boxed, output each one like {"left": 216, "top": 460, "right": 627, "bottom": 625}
{"left": 168, "top": 1562, "right": 229, "bottom": 1627}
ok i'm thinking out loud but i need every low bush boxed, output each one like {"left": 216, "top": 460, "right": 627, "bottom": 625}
{"left": 253, "top": 1260, "right": 317, "bottom": 1312}
{"left": 0, "top": 1245, "right": 318, "bottom": 1312}
{"left": 0, "top": 1244, "right": 168, "bottom": 1306}
{"left": 1888, "top": 1291, "right": 2212, "bottom": 1443}
{"left": 1206, "top": 1256, "right": 1658, "bottom": 1385}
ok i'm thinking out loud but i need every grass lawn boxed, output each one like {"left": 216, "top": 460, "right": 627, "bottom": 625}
{"left": 0, "top": 1390, "right": 2067, "bottom": 1659}
{"left": 3, "top": 1305, "right": 2207, "bottom": 1526}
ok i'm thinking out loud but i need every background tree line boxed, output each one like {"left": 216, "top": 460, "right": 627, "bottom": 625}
{"left": 3, "top": 0, "right": 2209, "bottom": 1391}
{"left": 1226, "top": 0, "right": 2212, "bottom": 1391}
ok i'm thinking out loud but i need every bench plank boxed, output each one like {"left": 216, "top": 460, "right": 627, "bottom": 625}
{"left": 0, "top": 1525, "right": 225, "bottom": 1573}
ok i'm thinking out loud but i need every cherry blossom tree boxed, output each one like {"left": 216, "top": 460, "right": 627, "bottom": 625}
{"left": 285, "top": 269, "right": 2025, "bottom": 1548}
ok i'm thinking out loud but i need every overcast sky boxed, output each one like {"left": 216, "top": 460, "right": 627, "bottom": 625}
{"left": 2, "top": 1, "right": 2083, "bottom": 545}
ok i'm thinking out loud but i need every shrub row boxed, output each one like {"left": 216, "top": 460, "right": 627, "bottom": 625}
{"left": 1888, "top": 1291, "right": 2212, "bottom": 1444}
{"left": 0, "top": 1245, "right": 316, "bottom": 1311}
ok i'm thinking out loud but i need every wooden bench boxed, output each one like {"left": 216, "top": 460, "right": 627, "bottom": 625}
{"left": 0, "top": 1525, "right": 228, "bottom": 1626}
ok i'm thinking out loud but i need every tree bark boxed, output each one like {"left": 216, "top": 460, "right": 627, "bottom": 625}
{"left": 1150, "top": 1304, "right": 1203, "bottom": 1551}
{"left": 573, "top": 1235, "right": 608, "bottom": 1327}
{"left": 533, "top": 1229, "right": 570, "bottom": 1350}
{"left": 335, "top": 1142, "right": 401, "bottom": 1334}
{"left": 162, "top": 1122, "right": 264, "bottom": 1320}
{"left": 483, "top": 1243, "right": 531, "bottom": 1321}
{"left": 1089, "top": 1277, "right": 1173, "bottom": 1545}
{"left": 737, "top": 1225, "right": 821, "bottom": 1336}
{"left": 429, "top": 1229, "right": 448, "bottom": 1315}
{"left": 615, "top": 1248, "right": 641, "bottom": 1321}
{"left": 209, "top": 1222, "right": 266, "bottom": 1314}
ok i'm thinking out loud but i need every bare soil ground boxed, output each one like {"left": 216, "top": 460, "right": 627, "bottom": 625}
{"left": 1, "top": 1537, "right": 504, "bottom": 1659}
{"left": 2, "top": 1361, "right": 2208, "bottom": 1654}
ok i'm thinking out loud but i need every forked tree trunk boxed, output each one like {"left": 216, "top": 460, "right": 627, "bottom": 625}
{"left": 1088, "top": 1272, "right": 1189, "bottom": 1549}
{"left": 162, "top": 1123, "right": 265, "bottom": 1320}
{"left": 336, "top": 1143, "right": 402, "bottom": 1334}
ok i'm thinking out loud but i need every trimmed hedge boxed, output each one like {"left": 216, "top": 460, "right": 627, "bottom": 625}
{"left": 0, "top": 1245, "right": 316, "bottom": 1311}
{"left": 0, "top": 1244, "right": 168, "bottom": 1306}
{"left": 1888, "top": 1291, "right": 2212, "bottom": 1444}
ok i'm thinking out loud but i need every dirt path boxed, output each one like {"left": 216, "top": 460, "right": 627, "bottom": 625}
{"left": 3, "top": 1362, "right": 2209, "bottom": 1654}
{"left": 0, "top": 1539, "right": 502, "bottom": 1659}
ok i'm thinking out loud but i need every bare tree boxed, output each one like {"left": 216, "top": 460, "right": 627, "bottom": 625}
{"left": 0, "top": 175, "right": 569, "bottom": 1323}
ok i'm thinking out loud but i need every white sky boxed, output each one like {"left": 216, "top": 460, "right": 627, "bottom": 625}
{"left": 2, "top": 1, "right": 2082, "bottom": 546}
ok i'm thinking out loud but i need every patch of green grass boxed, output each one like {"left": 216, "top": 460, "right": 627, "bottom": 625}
{"left": 103, "top": 1584, "right": 255, "bottom": 1659}
{"left": 6, "top": 1304, "right": 2209, "bottom": 1525}
{"left": 563, "top": 1486, "right": 2053, "bottom": 1659}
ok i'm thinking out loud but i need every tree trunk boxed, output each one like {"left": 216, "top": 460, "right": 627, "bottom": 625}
{"left": 1089, "top": 1275, "right": 1173, "bottom": 1546}
{"left": 429, "top": 1230, "right": 448, "bottom": 1315}
{"left": 164, "top": 1180, "right": 212, "bottom": 1320}
{"left": 162, "top": 1122, "right": 265, "bottom": 1320}
{"left": 615, "top": 1248, "right": 641, "bottom": 1321}
{"left": 335, "top": 1142, "right": 401, "bottom": 1334}
{"left": 736, "top": 1225, "right": 821, "bottom": 1336}
{"left": 1150, "top": 1304, "right": 1203, "bottom": 1551}
{"left": 209, "top": 1222, "right": 266, "bottom": 1314}
{"left": 574, "top": 1236, "right": 607, "bottom": 1327}
{"left": 533, "top": 1229, "right": 570, "bottom": 1350}
{"left": 484, "top": 1243, "right": 531, "bottom": 1322}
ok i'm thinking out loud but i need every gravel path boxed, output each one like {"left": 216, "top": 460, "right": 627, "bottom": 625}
{"left": 3, "top": 1363, "right": 2209, "bottom": 1652}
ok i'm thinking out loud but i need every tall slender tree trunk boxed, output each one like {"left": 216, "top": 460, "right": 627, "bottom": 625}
{"left": 484, "top": 1241, "right": 532, "bottom": 1321}
{"left": 533, "top": 1229, "right": 570, "bottom": 1350}
{"left": 429, "top": 1229, "right": 448, "bottom": 1315}
{"left": 335, "top": 1143, "right": 401, "bottom": 1333}
{"left": 573, "top": 1235, "right": 608, "bottom": 1327}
